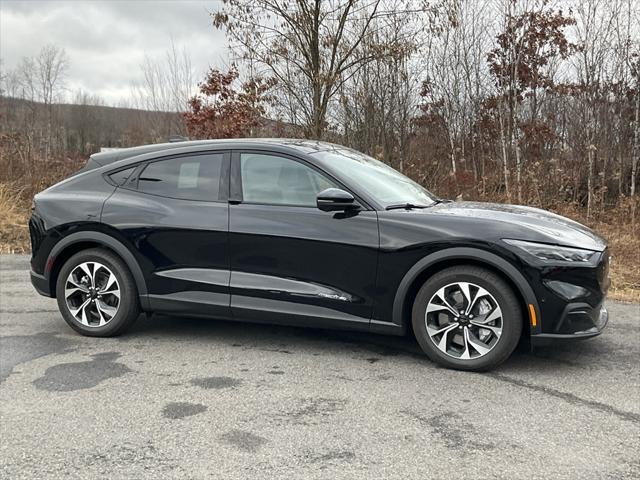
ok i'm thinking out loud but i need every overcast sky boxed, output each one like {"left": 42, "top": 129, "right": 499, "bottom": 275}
{"left": 0, "top": 0, "right": 228, "bottom": 104}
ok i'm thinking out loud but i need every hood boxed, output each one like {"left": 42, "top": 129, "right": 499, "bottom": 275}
{"left": 420, "top": 201, "right": 607, "bottom": 251}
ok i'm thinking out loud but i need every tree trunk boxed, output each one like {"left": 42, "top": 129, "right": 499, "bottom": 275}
{"left": 470, "top": 125, "right": 478, "bottom": 183}
{"left": 449, "top": 134, "right": 457, "bottom": 176}
{"left": 631, "top": 83, "right": 639, "bottom": 197}
{"left": 632, "top": 83, "right": 639, "bottom": 226}
{"left": 587, "top": 145, "right": 595, "bottom": 219}
{"left": 310, "top": 89, "right": 323, "bottom": 139}
{"left": 515, "top": 136, "right": 522, "bottom": 204}
{"left": 498, "top": 102, "right": 510, "bottom": 199}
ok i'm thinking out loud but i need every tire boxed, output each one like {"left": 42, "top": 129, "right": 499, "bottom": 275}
{"left": 411, "top": 265, "right": 522, "bottom": 371}
{"left": 56, "top": 248, "right": 140, "bottom": 337}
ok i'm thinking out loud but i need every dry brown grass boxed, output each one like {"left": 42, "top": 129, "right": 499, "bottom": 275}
{"left": 0, "top": 182, "right": 31, "bottom": 254}
{"left": 0, "top": 149, "right": 83, "bottom": 253}
{"left": 589, "top": 223, "right": 639, "bottom": 303}
{"left": 1, "top": 176, "right": 638, "bottom": 302}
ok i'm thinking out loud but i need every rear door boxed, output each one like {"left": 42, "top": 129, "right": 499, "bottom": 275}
{"left": 228, "top": 150, "right": 379, "bottom": 330}
{"left": 102, "top": 151, "right": 231, "bottom": 317}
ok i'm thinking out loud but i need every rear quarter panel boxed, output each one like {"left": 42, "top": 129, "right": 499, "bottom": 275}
{"left": 30, "top": 171, "right": 116, "bottom": 275}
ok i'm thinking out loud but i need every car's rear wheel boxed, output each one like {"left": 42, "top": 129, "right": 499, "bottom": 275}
{"left": 412, "top": 266, "right": 522, "bottom": 371}
{"left": 56, "top": 248, "right": 140, "bottom": 336}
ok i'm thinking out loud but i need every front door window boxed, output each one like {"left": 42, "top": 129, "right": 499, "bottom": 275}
{"left": 240, "top": 153, "right": 337, "bottom": 207}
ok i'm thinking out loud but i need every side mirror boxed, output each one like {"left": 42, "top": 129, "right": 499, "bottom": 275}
{"left": 316, "top": 188, "right": 359, "bottom": 212}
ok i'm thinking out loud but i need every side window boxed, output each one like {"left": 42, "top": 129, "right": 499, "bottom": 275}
{"left": 108, "top": 166, "right": 136, "bottom": 186}
{"left": 240, "top": 153, "right": 337, "bottom": 206}
{"left": 138, "top": 153, "right": 224, "bottom": 201}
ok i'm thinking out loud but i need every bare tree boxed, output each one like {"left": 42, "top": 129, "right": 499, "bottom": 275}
{"left": 15, "top": 57, "right": 37, "bottom": 102}
{"left": 37, "top": 45, "right": 68, "bottom": 159}
{"left": 337, "top": 1, "right": 422, "bottom": 170}
{"left": 7, "top": 45, "right": 69, "bottom": 160}
{"left": 132, "top": 40, "right": 195, "bottom": 138}
{"left": 35, "top": 44, "right": 68, "bottom": 107}
{"left": 213, "top": 0, "right": 421, "bottom": 139}
{"left": 68, "top": 89, "right": 105, "bottom": 154}
{"left": 488, "top": 0, "right": 576, "bottom": 203}
{"left": 1, "top": 70, "right": 20, "bottom": 99}
{"left": 419, "top": 0, "right": 493, "bottom": 180}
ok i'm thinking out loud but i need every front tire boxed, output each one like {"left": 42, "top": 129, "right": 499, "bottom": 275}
{"left": 412, "top": 266, "right": 522, "bottom": 371}
{"left": 56, "top": 248, "right": 140, "bottom": 337}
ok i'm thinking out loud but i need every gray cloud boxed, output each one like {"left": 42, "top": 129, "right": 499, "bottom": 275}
{"left": 0, "top": 0, "right": 228, "bottom": 104}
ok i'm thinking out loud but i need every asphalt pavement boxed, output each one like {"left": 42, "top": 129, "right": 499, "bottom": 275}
{"left": 1, "top": 254, "right": 639, "bottom": 479}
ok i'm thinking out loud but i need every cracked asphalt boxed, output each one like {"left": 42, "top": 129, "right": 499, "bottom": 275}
{"left": 1, "top": 254, "right": 639, "bottom": 479}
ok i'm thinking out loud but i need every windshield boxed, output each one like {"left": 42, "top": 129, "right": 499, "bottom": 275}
{"left": 312, "top": 148, "right": 437, "bottom": 208}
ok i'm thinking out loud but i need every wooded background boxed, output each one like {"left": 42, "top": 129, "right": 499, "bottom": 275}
{"left": 0, "top": 0, "right": 638, "bottom": 299}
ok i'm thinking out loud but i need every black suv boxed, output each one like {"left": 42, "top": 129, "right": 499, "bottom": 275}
{"left": 29, "top": 139, "right": 610, "bottom": 370}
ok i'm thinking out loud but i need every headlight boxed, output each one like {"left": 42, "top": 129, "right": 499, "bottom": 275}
{"left": 503, "top": 239, "right": 598, "bottom": 264}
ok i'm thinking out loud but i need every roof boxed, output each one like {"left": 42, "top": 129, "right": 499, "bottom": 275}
{"left": 89, "top": 138, "right": 344, "bottom": 167}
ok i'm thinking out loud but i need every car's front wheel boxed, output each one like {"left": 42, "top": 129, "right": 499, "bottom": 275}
{"left": 56, "top": 248, "right": 140, "bottom": 337}
{"left": 412, "top": 266, "right": 522, "bottom": 371}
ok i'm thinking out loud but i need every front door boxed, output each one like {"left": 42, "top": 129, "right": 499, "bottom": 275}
{"left": 228, "top": 150, "right": 379, "bottom": 330}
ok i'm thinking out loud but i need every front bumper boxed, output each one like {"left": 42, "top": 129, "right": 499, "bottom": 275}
{"left": 531, "top": 303, "right": 608, "bottom": 346}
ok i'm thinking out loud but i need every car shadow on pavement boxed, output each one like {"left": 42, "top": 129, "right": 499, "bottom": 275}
{"left": 124, "top": 313, "right": 611, "bottom": 373}
{"left": 127, "top": 313, "right": 426, "bottom": 359}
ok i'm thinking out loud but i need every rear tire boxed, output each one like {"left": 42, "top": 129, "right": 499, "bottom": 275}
{"left": 56, "top": 248, "right": 140, "bottom": 337}
{"left": 411, "top": 265, "right": 522, "bottom": 371}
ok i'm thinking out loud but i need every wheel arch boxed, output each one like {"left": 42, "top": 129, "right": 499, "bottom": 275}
{"left": 46, "top": 231, "right": 148, "bottom": 309}
{"left": 392, "top": 247, "right": 540, "bottom": 337}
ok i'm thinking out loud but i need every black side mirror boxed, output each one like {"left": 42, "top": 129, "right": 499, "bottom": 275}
{"left": 316, "top": 188, "right": 359, "bottom": 212}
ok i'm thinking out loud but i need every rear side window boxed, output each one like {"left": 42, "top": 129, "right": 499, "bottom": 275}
{"left": 108, "top": 167, "right": 136, "bottom": 186}
{"left": 138, "top": 154, "right": 224, "bottom": 201}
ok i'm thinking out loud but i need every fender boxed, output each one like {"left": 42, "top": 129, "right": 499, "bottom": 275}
{"left": 389, "top": 247, "right": 540, "bottom": 334}
{"left": 46, "top": 231, "right": 149, "bottom": 309}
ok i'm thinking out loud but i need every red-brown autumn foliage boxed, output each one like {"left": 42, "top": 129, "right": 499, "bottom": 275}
{"left": 183, "top": 66, "right": 274, "bottom": 139}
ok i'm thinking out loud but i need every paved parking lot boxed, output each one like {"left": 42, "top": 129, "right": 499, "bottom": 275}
{"left": 1, "top": 254, "right": 639, "bottom": 479}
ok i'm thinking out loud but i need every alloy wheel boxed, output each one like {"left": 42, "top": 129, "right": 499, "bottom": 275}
{"left": 425, "top": 281, "right": 503, "bottom": 360}
{"left": 64, "top": 261, "right": 120, "bottom": 327}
